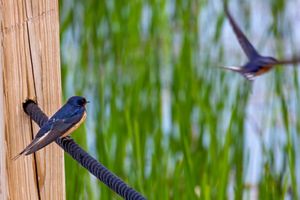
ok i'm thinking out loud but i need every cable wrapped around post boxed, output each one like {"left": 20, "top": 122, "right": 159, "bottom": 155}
{"left": 23, "top": 99, "right": 146, "bottom": 200}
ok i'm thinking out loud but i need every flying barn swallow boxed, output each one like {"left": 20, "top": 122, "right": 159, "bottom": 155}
{"left": 222, "top": 2, "right": 300, "bottom": 80}
{"left": 13, "top": 96, "right": 88, "bottom": 160}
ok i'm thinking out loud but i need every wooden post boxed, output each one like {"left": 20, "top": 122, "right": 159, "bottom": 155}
{"left": 0, "top": 0, "right": 65, "bottom": 199}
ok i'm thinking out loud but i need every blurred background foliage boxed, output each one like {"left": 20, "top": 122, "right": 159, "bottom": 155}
{"left": 59, "top": 0, "right": 300, "bottom": 199}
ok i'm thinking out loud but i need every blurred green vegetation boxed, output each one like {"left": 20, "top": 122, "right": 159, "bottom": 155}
{"left": 59, "top": 0, "right": 300, "bottom": 199}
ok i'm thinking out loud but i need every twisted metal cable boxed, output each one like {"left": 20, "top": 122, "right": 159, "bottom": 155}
{"left": 22, "top": 99, "right": 146, "bottom": 200}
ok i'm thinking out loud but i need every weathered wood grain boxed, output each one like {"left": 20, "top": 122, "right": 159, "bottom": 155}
{"left": 0, "top": 0, "right": 65, "bottom": 199}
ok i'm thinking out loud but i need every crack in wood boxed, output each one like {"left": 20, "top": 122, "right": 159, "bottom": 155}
{"left": 24, "top": 1, "right": 41, "bottom": 198}
{"left": 1, "top": 9, "right": 55, "bottom": 35}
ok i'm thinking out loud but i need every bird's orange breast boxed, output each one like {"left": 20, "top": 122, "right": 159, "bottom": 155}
{"left": 255, "top": 66, "right": 273, "bottom": 76}
{"left": 61, "top": 112, "right": 87, "bottom": 138}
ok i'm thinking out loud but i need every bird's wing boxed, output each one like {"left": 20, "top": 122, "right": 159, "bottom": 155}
{"left": 24, "top": 112, "right": 84, "bottom": 155}
{"left": 224, "top": 1, "right": 260, "bottom": 60}
{"left": 12, "top": 125, "right": 52, "bottom": 160}
{"left": 269, "top": 57, "right": 300, "bottom": 66}
{"left": 13, "top": 111, "right": 84, "bottom": 159}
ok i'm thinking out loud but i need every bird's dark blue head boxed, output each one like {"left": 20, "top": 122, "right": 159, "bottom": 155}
{"left": 67, "top": 96, "right": 88, "bottom": 107}
{"left": 261, "top": 56, "right": 278, "bottom": 65}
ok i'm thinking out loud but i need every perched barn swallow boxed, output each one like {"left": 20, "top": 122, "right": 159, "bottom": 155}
{"left": 222, "top": 2, "right": 300, "bottom": 80}
{"left": 13, "top": 96, "right": 88, "bottom": 160}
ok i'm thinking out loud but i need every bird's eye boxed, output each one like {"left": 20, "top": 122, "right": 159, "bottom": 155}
{"left": 77, "top": 100, "right": 83, "bottom": 105}
{"left": 78, "top": 98, "right": 87, "bottom": 105}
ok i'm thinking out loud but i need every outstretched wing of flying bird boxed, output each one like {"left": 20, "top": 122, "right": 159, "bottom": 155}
{"left": 224, "top": 2, "right": 260, "bottom": 60}
{"left": 268, "top": 57, "right": 300, "bottom": 67}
